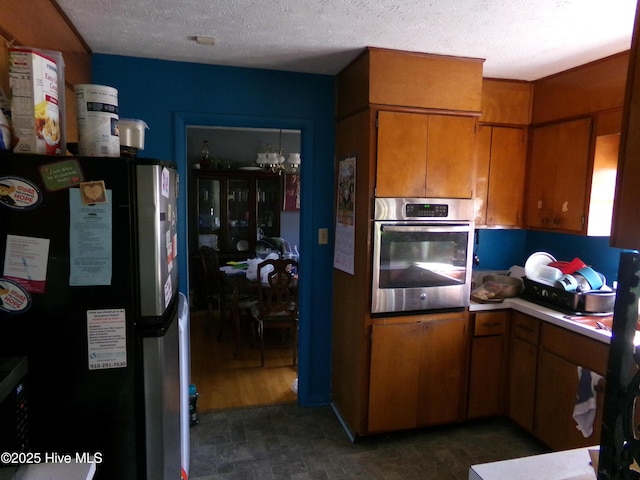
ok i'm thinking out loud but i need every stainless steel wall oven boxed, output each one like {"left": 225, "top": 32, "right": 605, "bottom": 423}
{"left": 371, "top": 198, "right": 475, "bottom": 314}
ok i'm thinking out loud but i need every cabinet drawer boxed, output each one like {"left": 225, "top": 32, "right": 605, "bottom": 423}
{"left": 512, "top": 313, "right": 540, "bottom": 345}
{"left": 473, "top": 311, "right": 507, "bottom": 336}
{"left": 541, "top": 323, "right": 609, "bottom": 375}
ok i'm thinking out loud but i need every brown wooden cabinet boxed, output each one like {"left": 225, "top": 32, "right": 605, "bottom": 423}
{"left": 525, "top": 112, "right": 622, "bottom": 236}
{"left": 475, "top": 126, "right": 527, "bottom": 226}
{"left": 376, "top": 110, "right": 477, "bottom": 199}
{"left": 468, "top": 311, "right": 508, "bottom": 418}
{"left": 368, "top": 312, "right": 469, "bottom": 433}
{"left": 534, "top": 323, "right": 608, "bottom": 451}
{"left": 508, "top": 312, "right": 540, "bottom": 432}
{"left": 525, "top": 117, "right": 592, "bottom": 233}
{"left": 333, "top": 48, "right": 483, "bottom": 438}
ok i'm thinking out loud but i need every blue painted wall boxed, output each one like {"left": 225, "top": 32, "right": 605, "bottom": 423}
{"left": 92, "top": 54, "right": 335, "bottom": 406}
{"left": 91, "top": 53, "right": 631, "bottom": 408}
{"left": 475, "top": 228, "right": 626, "bottom": 287}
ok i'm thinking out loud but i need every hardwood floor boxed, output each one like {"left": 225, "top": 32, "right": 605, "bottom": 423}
{"left": 189, "top": 308, "right": 298, "bottom": 413}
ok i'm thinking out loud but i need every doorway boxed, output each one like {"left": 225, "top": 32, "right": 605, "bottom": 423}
{"left": 186, "top": 125, "right": 301, "bottom": 412}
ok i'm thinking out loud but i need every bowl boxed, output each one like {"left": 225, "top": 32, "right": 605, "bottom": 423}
{"left": 524, "top": 252, "right": 556, "bottom": 280}
{"left": 482, "top": 274, "right": 524, "bottom": 298}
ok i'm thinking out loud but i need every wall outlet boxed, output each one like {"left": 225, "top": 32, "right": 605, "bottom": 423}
{"left": 318, "top": 228, "right": 329, "bottom": 245}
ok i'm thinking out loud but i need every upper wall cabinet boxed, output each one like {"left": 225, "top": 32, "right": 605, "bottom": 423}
{"left": 525, "top": 110, "right": 622, "bottom": 235}
{"left": 0, "top": 0, "right": 92, "bottom": 142}
{"left": 376, "top": 110, "right": 477, "bottom": 199}
{"left": 336, "top": 47, "right": 484, "bottom": 119}
{"left": 475, "top": 125, "right": 527, "bottom": 227}
{"left": 525, "top": 53, "right": 627, "bottom": 236}
{"left": 525, "top": 118, "right": 592, "bottom": 233}
{"left": 475, "top": 79, "right": 532, "bottom": 227}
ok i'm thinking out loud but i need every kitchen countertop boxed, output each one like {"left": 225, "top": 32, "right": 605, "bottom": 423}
{"left": 469, "top": 297, "right": 619, "bottom": 344}
{"left": 468, "top": 446, "right": 597, "bottom": 480}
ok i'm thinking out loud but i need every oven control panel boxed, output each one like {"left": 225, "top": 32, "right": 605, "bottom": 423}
{"left": 406, "top": 203, "right": 448, "bottom": 217}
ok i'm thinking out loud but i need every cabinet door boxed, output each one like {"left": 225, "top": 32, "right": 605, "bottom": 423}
{"left": 368, "top": 323, "right": 421, "bottom": 432}
{"left": 468, "top": 335, "right": 505, "bottom": 418}
{"left": 485, "top": 127, "right": 526, "bottom": 226}
{"left": 226, "top": 177, "right": 251, "bottom": 251}
{"left": 535, "top": 350, "right": 604, "bottom": 451}
{"left": 425, "top": 115, "right": 477, "bottom": 199}
{"left": 508, "top": 337, "right": 538, "bottom": 432}
{"left": 368, "top": 313, "right": 468, "bottom": 432}
{"left": 256, "top": 176, "right": 281, "bottom": 239}
{"left": 196, "top": 176, "right": 221, "bottom": 237}
{"left": 526, "top": 118, "right": 592, "bottom": 232}
{"left": 474, "top": 125, "right": 491, "bottom": 225}
{"left": 416, "top": 314, "right": 468, "bottom": 426}
{"left": 376, "top": 110, "right": 428, "bottom": 198}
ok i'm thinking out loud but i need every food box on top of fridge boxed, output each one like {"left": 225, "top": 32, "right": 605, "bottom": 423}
{"left": 8, "top": 47, "right": 66, "bottom": 155}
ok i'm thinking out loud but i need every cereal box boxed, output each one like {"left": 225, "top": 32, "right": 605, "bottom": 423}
{"left": 9, "top": 48, "right": 65, "bottom": 155}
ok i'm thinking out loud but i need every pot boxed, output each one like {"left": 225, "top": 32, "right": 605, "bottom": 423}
{"left": 580, "top": 291, "right": 616, "bottom": 313}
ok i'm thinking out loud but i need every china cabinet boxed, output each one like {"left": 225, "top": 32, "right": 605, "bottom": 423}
{"left": 193, "top": 170, "right": 281, "bottom": 258}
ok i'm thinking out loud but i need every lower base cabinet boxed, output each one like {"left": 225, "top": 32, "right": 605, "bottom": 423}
{"left": 533, "top": 323, "right": 608, "bottom": 451}
{"left": 508, "top": 336, "right": 538, "bottom": 432}
{"left": 468, "top": 311, "right": 508, "bottom": 418}
{"left": 368, "top": 312, "right": 469, "bottom": 433}
{"left": 508, "top": 313, "right": 540, "bottom": 432}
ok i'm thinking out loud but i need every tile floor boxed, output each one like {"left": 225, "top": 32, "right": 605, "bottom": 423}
{"left": 189, "top": 404, "right": 549, "bottom": 480}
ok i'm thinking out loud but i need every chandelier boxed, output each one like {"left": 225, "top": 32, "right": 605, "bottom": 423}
{"left": 256, "top": 130, "right": 301, "bottom": 174}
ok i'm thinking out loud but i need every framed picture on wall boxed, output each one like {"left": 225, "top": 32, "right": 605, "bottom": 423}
{"left": 283, "top": 174, "right": 300, "bottom": 211}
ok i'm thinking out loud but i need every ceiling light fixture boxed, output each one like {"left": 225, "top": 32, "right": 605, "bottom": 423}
{"left": 256, "top": 130, "right": 301, "bottom": 175}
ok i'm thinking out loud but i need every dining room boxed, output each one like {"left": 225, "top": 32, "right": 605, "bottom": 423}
{"left": 187, "top": 125, "right": 302, "bottom": 414}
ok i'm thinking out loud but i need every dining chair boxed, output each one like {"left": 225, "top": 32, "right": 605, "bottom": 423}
{"left": 251, "top": 258, "right": 299, "bottom": 367}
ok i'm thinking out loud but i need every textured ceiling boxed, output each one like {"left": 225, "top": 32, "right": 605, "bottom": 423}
{"left": 56, "top": 0, "right": 637, "bottom": 81}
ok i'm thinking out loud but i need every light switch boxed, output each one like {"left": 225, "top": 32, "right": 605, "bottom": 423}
{"left": 318, "top": 228, "right": 329, "bottom": 245}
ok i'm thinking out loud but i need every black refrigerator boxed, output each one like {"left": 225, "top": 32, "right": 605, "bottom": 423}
{"left": 0, "top": 153, "right": 181, "bottom": 480}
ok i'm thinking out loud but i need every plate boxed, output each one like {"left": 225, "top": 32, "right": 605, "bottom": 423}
{"left": 239, "top": 166, "right": 262, "bottom": 171}
{"left": 236, "top": 239, "right": 249, "bottom": 251}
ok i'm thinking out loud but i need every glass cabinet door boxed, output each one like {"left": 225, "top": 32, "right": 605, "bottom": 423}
{"left": 257, "top": 177, "right": 281, "bottom": 239}
{"left": 197, "top": 177, "right": 221, "bottom": 248}
{"left": 226, "top": 178, "right": 251, "bottom": 252}
{"left": 193, "top": 171, "right": 281, "bottom": 257}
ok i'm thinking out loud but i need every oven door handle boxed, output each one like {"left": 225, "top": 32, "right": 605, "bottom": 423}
{"left": 380, "top": 224, "right": 472, "bottom": 233}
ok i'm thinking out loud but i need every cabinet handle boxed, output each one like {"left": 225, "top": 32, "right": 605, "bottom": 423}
{"left": 481, "top": 322, "right": 501, "bottom": 327}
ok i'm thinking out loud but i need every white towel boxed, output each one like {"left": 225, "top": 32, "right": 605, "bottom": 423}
{"left": 572, "top": 366, "right": 603, "bottom": 438}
